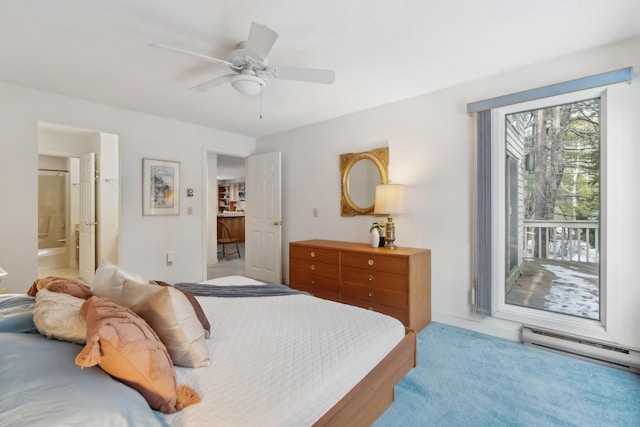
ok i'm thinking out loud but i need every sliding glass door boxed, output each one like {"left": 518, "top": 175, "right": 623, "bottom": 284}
{"left": 502, "top": 97, "right": 601, "bottom": 321}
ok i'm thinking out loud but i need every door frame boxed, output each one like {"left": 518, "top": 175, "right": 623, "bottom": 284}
{"left": 490, "top": 89, "right": 609, "bottom": 341}
{"left": 201, "top": 147, "right": 250, "bottom": 280}
{"left": 37, "top": 122, "right": 120, "bottom": 279}
{"left": 201, "top": 147, "right": 282, "bottom": 283}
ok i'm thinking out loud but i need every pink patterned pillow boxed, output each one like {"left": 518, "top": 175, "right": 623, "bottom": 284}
{"left": 27, "top": 276, "right": 92, "bottom": 299}
{"left": 75, "top": 296, "right": 200, "bottom": 414}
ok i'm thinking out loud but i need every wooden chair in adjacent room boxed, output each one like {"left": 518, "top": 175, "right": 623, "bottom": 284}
{"left": 217, "top": 219, "right": 241, "bottom": 261}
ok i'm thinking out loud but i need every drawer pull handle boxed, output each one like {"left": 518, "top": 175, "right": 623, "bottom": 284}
{"left": 311, "top": 280, "right": 315, "bottom": 285}
{"left": 310, "top": 265, "right": 315, "bottom": 271}
{"left": 367, "top": 259, "right": 374, "bottom": 266}
{"left": 368, "top": 291, "right": 374, "bottom": 297}
{"left": 310, "top": 251, "right": 315, "bottom": 257}
{"left": 368, "top": 275, "right": 374, "bottom": 281}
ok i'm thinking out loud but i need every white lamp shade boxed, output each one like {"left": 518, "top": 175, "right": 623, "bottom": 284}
{"left": 374, "top": 184, "right": 405, "bottom": 214}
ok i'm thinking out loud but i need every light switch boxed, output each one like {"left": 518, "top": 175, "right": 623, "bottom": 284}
{"left": 166, "top": 252, "right": 174, "bottom": 264}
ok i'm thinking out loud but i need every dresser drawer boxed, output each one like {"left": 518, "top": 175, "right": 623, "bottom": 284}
{"left": 291, "top": 258, "right": 339, "bottom": 278}
{"left": 340, "top": 265, "right": 407, "bottom": 293}
{"left": 290, "top": 267, "right": 339, "bottom": 294}
{"left": 340, "top": 295, "right": 408, "bottom": 325}
{"left": 340, "top": 251, "right": 407, "bottom": 274}
{"left": 290, "top": 245, "right": 339, "bottom": 264}
{"left": 341, "top": 282, "right": 407, "bottom": 309}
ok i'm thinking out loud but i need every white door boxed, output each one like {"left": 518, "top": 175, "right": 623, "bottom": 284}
{"left": 245, "top": 152, "right": 282, "bottom": 283}
{"left": 79, "top": 152, "right": 96, "bottom": 283}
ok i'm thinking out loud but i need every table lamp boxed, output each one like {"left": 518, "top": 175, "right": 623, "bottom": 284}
{"left": 374, "top": 184, "right": 405, "bottom": 249}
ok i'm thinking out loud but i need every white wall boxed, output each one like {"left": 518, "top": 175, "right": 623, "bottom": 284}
{"left": 0, "top": 82, "right": 255, "bottom": 293}
{"left": 257, "top": 36, "right": 640, "bottom": 348}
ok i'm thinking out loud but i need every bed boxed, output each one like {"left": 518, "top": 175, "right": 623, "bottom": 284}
{"left": 0, "top": 271, "right": 416, "bottom": 427}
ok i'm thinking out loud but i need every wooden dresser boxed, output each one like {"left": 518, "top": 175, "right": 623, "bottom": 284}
{"left": 289, "top": 239, "right": 431, "bottom": 332}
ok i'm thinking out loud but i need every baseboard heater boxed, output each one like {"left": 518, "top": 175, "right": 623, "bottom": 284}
{"left": 522, "top": 325, "right": 640, "bottom": 374}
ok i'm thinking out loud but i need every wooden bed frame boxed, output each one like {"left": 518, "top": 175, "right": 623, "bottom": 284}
{"left": 314, "top": 328, "right": 417, "bottom": 426}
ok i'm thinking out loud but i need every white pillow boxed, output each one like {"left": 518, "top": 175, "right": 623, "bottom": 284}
{"left": 33, "top": 289, "right": 86, "bottom": 344}
{"left": 122, "top": 280, "right": 210, "bottom": 368}
{"left": 91, "top": 260, "right": 145, "bottom": 304}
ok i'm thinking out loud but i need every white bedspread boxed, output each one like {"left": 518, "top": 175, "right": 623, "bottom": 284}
{"left": 164, "top": 277, "right": 405, "bottom": 427}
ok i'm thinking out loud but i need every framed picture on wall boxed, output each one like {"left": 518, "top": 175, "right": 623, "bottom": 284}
{"left": 142, "top": 158, "right": 180, "bottom": 215}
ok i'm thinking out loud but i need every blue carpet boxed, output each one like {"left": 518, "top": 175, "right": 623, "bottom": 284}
{"left": 373, "top": 322, "right": 640, "bottom": 427}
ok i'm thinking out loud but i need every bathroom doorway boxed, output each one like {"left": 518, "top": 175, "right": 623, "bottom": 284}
{"left": 37, "top": 155, "right": 78, "bottom": 279}
{"left": 37, "top": 122, "right": 120, "bottom": 283}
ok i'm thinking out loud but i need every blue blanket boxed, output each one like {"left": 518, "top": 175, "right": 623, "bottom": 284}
{"left": 0, "top": 333, "right": 167, "bottom": 427}
{"left": 0, "top": 294, "right": 37, "bottom": 333}
{"left": 173, "top": 283, "right": 309, "bottom": 298}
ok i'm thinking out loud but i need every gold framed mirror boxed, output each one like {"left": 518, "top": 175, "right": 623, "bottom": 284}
{"left": 340, "top": 146, "right": 389, "bottom": 216}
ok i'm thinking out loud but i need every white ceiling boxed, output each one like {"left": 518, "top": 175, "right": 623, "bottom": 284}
{"left": 2, "top": 0, "right": 639, "bottom": 138}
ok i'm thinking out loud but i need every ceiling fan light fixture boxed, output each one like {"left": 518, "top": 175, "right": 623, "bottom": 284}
{"left": 230, "top": 73, "right": 266, "bottom": 96}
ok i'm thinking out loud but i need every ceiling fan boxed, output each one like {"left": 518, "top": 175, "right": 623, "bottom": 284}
{"left": 151, "top": 22, "right": 335, "bottom": 96}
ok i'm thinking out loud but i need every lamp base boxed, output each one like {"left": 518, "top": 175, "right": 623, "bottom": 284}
{"left": 383, "top": 216, "right": 398, "bottom": 250}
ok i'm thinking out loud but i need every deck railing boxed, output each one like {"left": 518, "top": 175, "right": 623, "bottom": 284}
{"left": 523, "top": 220, "right": 599, "bottom": 263}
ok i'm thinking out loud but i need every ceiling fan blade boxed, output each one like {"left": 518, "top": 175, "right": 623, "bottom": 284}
{"left": 245, "top": 22, "right": 279, "bottom": 62}
{"left": 189, "top": 74, "right": 234, "bottom": 92}
{"left": 150, "top": 43, "right": 237, "bottom": 68}
{"left": 269, "top": 66, "right": 335, "bottom": 85}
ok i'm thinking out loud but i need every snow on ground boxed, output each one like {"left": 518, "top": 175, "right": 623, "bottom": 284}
{"left": 541, "top": 263, "right": 599, "bottom": 320}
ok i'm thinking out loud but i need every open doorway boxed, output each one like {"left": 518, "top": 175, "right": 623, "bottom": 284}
{"left": 206, "top": 153, "right": 246, "bottom": 279}
{"left": 37, "top": 155, "right": 77, "bottom": 279}
{"left": 37, "top": 122, "right": 120, "bottom": 283}
{"left": 203, "top": 150, "right": 283, "bottom": 283}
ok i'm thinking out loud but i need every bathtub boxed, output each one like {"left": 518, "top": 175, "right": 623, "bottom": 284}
{"left": 37, "top": 247, "right": 68, "bottom": 271}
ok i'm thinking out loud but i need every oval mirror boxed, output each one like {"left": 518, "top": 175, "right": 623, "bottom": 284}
{"left": 340, "top": 147, "right": 389, "bottom": 216}
{"left": 348, "top": 159, "right": 379, "bottom": 208}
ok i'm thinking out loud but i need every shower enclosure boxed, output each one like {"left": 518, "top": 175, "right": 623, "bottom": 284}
{"left": 37, "top": 161, "right": 78, "bottom": 274}
{"left": 38, "top": 170, "right": 68, "bottom": 250}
